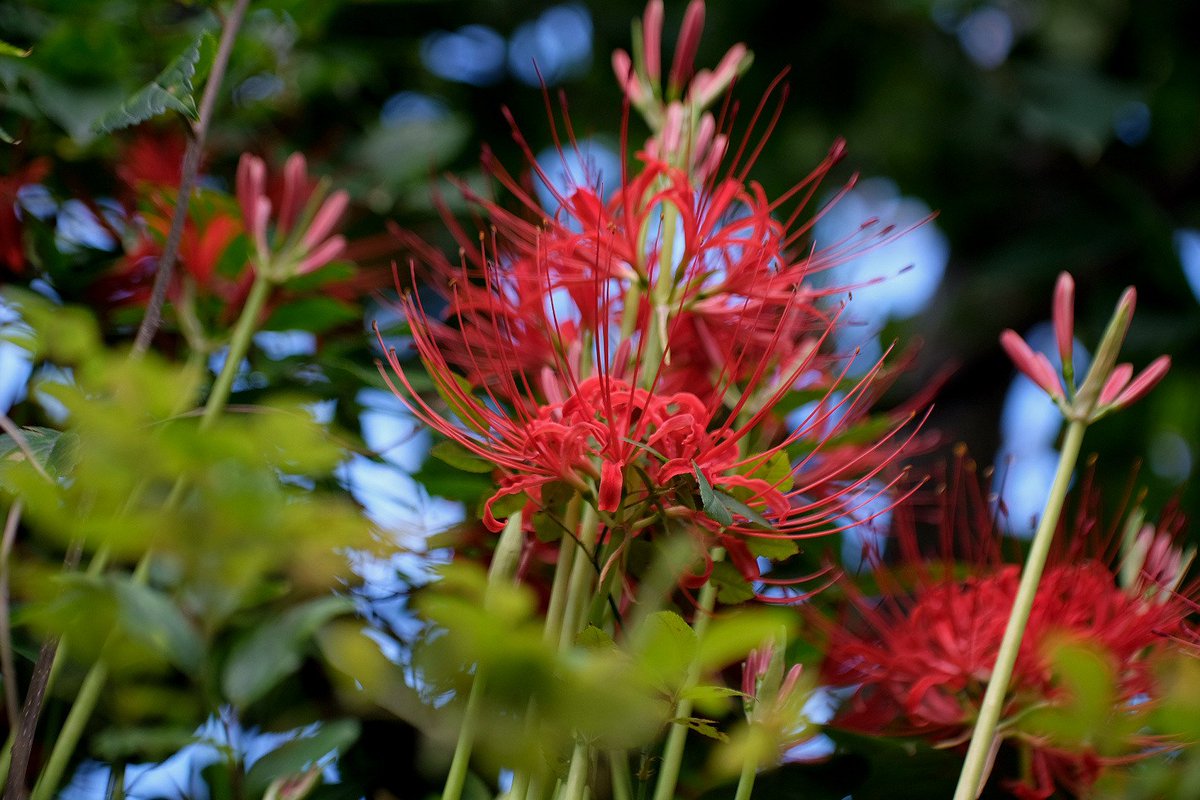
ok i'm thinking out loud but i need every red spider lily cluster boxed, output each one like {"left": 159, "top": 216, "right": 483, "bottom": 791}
{"left": 378, "top": 6, "right": 921, "bottom": 601}
{"left": 820, "top": 463, "right": 1197, "bottom": 799}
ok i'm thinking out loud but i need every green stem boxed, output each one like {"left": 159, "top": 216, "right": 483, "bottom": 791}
{"left": 442, "top": 512, "right": 524, "bottom": 800}
{"left": 733, "top": 749, "right": 757, "bottom": 800}
{"left": 610, "top": 751, "right": 633, "bottom": 800}
{"left": 202, "top": 272, "right": 272, "bottom": 430}
{"left": 951, "top": 419, "right": 1086, "bottom": 800}
{"left": 562, "top": 739, "right": 590, "bottom": 800}
{"left": 28, "top": 276, "right": 272, "bottom": 800}
{"left": 558, "top": 504, "right": 601, "bottom": 651}
{"left": 30, "top": 663, "right": 108, "bottom": 800}
{"left": 442, "top": 670, "right": 486, "bottom": 800}
{"left": 652, "top": 547, "right": 724, "bottom": 800}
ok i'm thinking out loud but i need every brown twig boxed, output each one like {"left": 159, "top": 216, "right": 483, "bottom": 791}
{"left": 131, "top": 0, "right": 253, "bottom": 356}
{"left": 0, "top": 499, "right": 22, "bottom": 729}
{"left": 4, "top": 542, "right": 81, "bottom": 800}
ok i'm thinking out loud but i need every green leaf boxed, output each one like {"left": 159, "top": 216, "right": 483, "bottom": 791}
{"left": 697, "top": 608, "right": 788, "bottom": 671}
{"left": 709, "top": 559, "right": 755, "bottom": 605}
{"left": 429, "top": 440, "right": 495, "bottom": 473}
{"left": 93, "top": 725, "right": 198, "bottom": 762}
{"left": 0, "top": 426, "right": 63, "bottom": 473}
{"left": 671, "top": 716, "right": 729, "bottom": 742}
{"left": 713, "top": 490, "right": 775, "bottom": 530}
{"left": 244, "top": 720, "right": 361, "bottom": 798}
{"left": 223, "top": 596, "right": 355, "bottom": 707}
{"left": 110, "top": 578, "right": 205, "bottom": 675}
{"left": 633, "top": 611, "right": 697, "bottom": 691}
{"left": 693, "top": 461, "right": 733, "bottom": 528}
{"left": 0, "top": 124, "right": 15, "bottom": 145}
{"left": 92, "top": 33, "right": 207, "bottom": 133}
{"left": 746, "top": 536, "right": 799, "bottom": 561}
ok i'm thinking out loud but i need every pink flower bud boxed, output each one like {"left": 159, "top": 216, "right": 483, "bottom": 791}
{"left": 1117, "top": 286, "right": 1137, "bottom": 322}
{"left": 779, "top": 663, "right": 803, "bottom": 701}
{"left": 1053, "top": 271, "right": 1074, "bottom": 370}
{"left": 689, "top": 43, "right": 749, "bottom": 107}
{"left": 669, "top": 0, "right": 705, "bottom": 90}
{"left": 661, "top": 101, "right": 685, "bottom": 157}
{"left": 236, "top": 154, "right": 266, "bottom": 232}
{"left": 251, "top": 196, "right": 272, "bottom": 256}
{"left": 612, "top": 50, "right": 642, "bottom": 103}
{"left": 297, "top": 234, "right": 345, "bottom": 275}
{"left": 278, "top": 152, "right": 308, "bottom": 236}
{"left": 643, "top": 0, "right": 664, "bottom": 84}
{"left": 1000, "top": 329, "right": 1063, "bottom": 399}
{"left": 1112, "top": 355, "right": 1170, "bottom": 409}
{"left": 694, "top": 112, "right": 716, "bottom": 157}
{"left": 302, "top": 189, "right": 349, "bottom": 249}
{"left": 1098, "top": 363, "right": 1133, "bottom": 406}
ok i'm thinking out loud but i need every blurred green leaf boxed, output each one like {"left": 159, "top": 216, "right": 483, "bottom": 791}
{"left": 223, "top": 595, "right": 356, "bottom": 707}
{"left": 245, "top": 720, "right": 360, "bottom": 798}
{"left": 93, "top": 32, "right": 208, "bottom": 133}
{"left": 264, "top": 296, "right": 361, "bottom": 333}
{"left": 93, "top": 724, "right": 199, "bottom": 762}
{"left": 0, "top": 41, "right": 30, "bottom": 58}
{"left": 632, "top": 610, "right": 697, "bottom": 692}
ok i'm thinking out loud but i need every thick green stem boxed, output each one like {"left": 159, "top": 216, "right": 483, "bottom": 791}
{"left": 733, "top": 749, "right": 757, "bottom": 800}
{"left": 609, "top": 751, "right": 633, "bottom": 800}
{"left": 558, "top": 505, "right": 601, "bottom": 651}
{"left": 442, "top": 512, "right": 524, "bottom": 800}
{"left": 652, "top": 547, "right": 724, "bottom": 800}
{"left": 952, "top": 419, "right": 1086, "bottom": 800}
{"left": 562, "top": 739, "right": 590, "bottom": 800}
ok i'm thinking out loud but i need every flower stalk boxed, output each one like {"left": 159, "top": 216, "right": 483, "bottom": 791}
{"left": 950, "top": 418, "right": 1085, "bottom": 800}
{"left": 651, "top": 546, "right": 725, "bottom": 800}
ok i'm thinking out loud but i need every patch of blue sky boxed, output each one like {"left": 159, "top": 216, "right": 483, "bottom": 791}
{"left": 508, "top": 4, "right": 593, "bottom": 87}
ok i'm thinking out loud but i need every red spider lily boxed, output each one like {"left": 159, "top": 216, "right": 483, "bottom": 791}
{"left": 92, "top": 197, "right": 248, "bottom": 310}
{"left": 116, "top": 130, "right": 188, "bottom": 191}
{"left": 0, "top": 158, "right": 49, "bottom": 277}
{"left": 819, "top": 463, "right": 1198, "bottom": 798}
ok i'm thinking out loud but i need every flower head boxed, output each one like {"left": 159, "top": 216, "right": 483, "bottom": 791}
{"left": 236, "top": 152, "right": 349, "bottom": 280}
{"left": 819, "top": 461, "right": 1198, "bottom": 798}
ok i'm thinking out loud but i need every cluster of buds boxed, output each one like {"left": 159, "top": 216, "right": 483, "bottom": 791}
{"left": 235, "top": 152, "right": 348, "bottom": 282}
{"left": 612, "top": 0, "right": 753, "bottom": 178}
{"left": 1000, "top": 272, "right": 1170, "bottom": 422}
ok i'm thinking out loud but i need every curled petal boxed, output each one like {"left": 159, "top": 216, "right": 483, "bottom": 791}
{"left": 598, "top": 460, "right": 624, "bottom": 512}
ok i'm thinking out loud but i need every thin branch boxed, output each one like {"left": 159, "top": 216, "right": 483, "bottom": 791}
{"left": 0, "top": 412, "right": 51, "bottom": 483}
{"left": 131, "top": 0, "right": 253, "bottom": 356}
{"left": 0, "top": 500, "right": 22, "bottom": 729}
{"left": 4, "top": 542, "right": 82, "bottom": 800}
